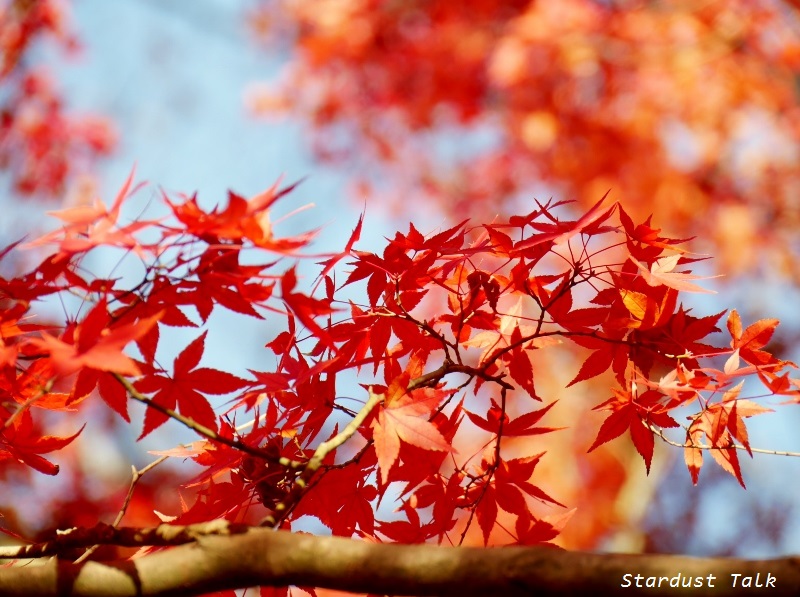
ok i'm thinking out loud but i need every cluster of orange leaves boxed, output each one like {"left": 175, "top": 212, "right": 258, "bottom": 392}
{"left": 251, "top": 0, "right": 800, "bottom": 276}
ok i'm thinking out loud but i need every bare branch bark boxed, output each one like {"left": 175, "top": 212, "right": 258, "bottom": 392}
{"left": 1, "top": 529, "right": 798, "bottom": 597}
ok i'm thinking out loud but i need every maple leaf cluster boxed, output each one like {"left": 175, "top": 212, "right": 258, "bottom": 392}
{"left": 0, "top": 171, "right": 797, "bottom": 556}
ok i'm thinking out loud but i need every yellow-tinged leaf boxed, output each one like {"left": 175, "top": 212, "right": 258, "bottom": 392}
{"left": 620, "top": 289, "right": 648, "bottom": 321}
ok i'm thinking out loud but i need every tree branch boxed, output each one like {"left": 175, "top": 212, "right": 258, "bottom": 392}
{"left": 260, "top": 386, "right": 384, "bottom": 527}
{"left": 0, "top": 530, "right": 798, "bottom": 597}
{"left": 0, "top": 520, "right": 248, "bottom": 559}
{"left": 113, "top": 373, "right": 301, "bottom": 466}
{"left": 74, "top": 454, "right": 170, "bottom": 564}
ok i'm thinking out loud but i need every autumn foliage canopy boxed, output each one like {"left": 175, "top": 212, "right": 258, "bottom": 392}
{"left": 252, "top": 0, "right": 800, "bottom": 277}
{"left": 0, "top": 168, "right": 796, "bottom": 563}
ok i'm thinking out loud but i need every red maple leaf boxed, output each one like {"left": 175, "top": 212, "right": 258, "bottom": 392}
{"left": 727, "top": 309, "right": 780, "bottom": 367}
{"left": 167, "top": 179, "right": 315, "bottom": 253}
{"left": 465, "top": 400, "right": 561, "bottom": 437}
{"left": 371, "top": 379, "right": 452, "bottom": 484}
{"left": 292, "top": 462, "right": 378, "bottom": 536}
{"left": 683, "top": 383, "right": 773, "bottom": 487}
{"left": 135, "top": 331, "right": 248, "bottom": 438}
{"left": 24, "top": 167, "right": 152, "bottom": 257}
{"left": 0, "top": 406, "right": 83, "bottom": 475}
{"left": 281, "top": 266, "right": 337, "bottom": 349}
{"left": 514, "top": 194, "right": 615, "bottom": 250}
{"left": 588, "top": 389, "right": 678, "bottom": 473}
{"left": 29, "top": 299, "right": 161, "bottom": 377}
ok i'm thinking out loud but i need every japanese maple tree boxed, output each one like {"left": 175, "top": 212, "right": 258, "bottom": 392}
{"left": 0, "top": 171, "right": 798, "bottom": 596}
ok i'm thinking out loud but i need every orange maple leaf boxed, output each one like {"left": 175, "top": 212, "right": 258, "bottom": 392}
{"left": 29, "top": 301, "right": 161, "bottom": 377}
{"left": 630, "top": 254, "right": 719, "bottom": 294}
{"left": 372, "top": 385, "right": 451, "bottom": 484}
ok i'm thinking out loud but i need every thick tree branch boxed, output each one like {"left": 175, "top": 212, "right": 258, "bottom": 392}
{"left": 0, "top": 520, "right": 249, "bottom": 559}
{"left": 0, "top": 530, "right": 798, "bottom": 597}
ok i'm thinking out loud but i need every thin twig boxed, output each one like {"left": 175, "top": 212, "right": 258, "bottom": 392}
{"left": 649, "top": 423, "right": 800, "bottom": 457}
{"left": 73, "top": 454, "right": 170, "bottom": 564}
{"left": 113, "top": 373, "right": 303, "bottom": 467}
